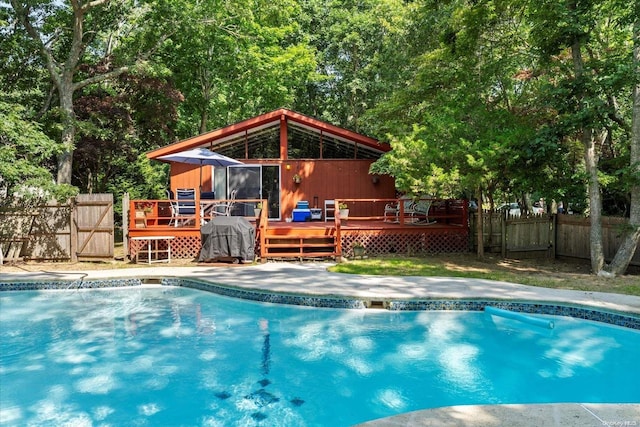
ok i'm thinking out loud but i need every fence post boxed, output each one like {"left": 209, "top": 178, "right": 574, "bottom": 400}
{"left": 501, "top": 211, "right": 506, "bottom": 258}
{"left": 123, "top": 192, "right": 129, "bottom": 259}
{"left": 550, "top": 214, "right": 557, "bottom": 259}
{"left": 469, "top": 212, "right": 476, "bottom": 252}
{"left": 70, "top": 197, "right": 78, "bottom": 263}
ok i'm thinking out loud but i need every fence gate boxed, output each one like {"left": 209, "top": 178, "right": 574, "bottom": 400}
{"left": 74, "top": 194, "right": 114, "bottom": 261}
{"left": 502, "top": 214, "right": 555, "bottom": 258}
{"left": 471, "top": 212, "right": 556, "bottom": 258}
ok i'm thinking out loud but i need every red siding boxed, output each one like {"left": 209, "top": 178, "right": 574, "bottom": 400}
{"left": 168, "top": 159, "right": 395, "bottom": 218}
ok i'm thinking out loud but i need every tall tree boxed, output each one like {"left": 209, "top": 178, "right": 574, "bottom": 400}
{"left": 607, "top": 14, "right": 640, "bottom": 275}
{"left": 366, "top": 0, "right": 638, "bottom": 274}
{"left": 165, "top": 0, "right": 317, "bottom": 137}
{"left": 369, "top": 0, "right": 548, "bottom": 257}
{"left": 299, "top": 0, "right": 409, "bottom": 132}
{"left": 7, "top": 0, "right": 180, "bottom": 185}
{"left": 526, "top": 0, "right": 639, "bottom": 275}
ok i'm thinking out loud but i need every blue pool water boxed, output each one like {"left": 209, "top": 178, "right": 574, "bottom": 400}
{"left": 1, "top": 287, "right": 639, "bottom": 426}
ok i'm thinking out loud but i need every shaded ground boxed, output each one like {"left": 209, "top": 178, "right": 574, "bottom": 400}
{"left": 430, "top": 253, "right": 640, "bottom": 295}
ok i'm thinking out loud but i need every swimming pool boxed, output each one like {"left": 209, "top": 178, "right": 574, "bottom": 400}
{"left": 1, "top": 286, "right": 639, "bottom": 426}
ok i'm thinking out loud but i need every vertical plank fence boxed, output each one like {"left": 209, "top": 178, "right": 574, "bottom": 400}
{"left": 0, "top": 210, "right": 38, "bottom": 264}
{"left": 556, "top": 215, "right": 640, "bottom": 266}
{"left": 471, "top": 212, "right": 639, "bottom": 266}
{"left": 501, "top": 214, "right": 555, "bottom": 258}
{"left": 74, "top": 194, "right": 114, "bottom": 261}
{"left": 0, "top": 194, "right": 114, "bottom": 264}
{"left": 470, "top": 211, "right": 554, "bottom": 258}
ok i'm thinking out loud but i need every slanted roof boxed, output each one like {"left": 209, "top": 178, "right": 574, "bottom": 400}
{"left": 147, "top": 108, "right": 390, "bottom": 160}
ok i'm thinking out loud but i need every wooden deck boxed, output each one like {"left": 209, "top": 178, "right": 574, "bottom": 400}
{"left": 126, "top": 198, "right": 469, "bottom": 261}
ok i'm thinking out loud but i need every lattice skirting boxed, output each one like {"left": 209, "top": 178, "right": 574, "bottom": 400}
{"left": 129, "top": 236, "right": 201, "bottom": 260}
{"left": 130, "top": 229, "right": 469, "bottom": 260}
{"left": 342, "top": 229, "right": 469, "bottom": 257}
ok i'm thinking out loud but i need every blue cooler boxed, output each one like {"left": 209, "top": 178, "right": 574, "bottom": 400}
{"left": 296, "top": 201, "right": 310, "bottom": 209}
{"left": 292, "top": 209, "right": 311, "bottom": 222}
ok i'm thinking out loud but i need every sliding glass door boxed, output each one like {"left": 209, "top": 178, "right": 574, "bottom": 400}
{"left": 261, "top": 165, "right": 280, "bottom": 220}
{"left": 218, "top": 165, "right": 280, "bottom": 219}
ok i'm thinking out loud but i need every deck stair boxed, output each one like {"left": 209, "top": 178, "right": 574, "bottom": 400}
{"left": 259, "top": 226, "right": 338, "bottom": 260}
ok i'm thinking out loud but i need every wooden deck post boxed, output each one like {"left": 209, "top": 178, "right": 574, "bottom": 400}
{"left": 123, "top": 192, "right": 129, "bottom": 257}
{"left": 70, "top": 196, "right": 78, "bottom": 263}
{"left": 259, "top": 198, "right": 267, "bottom": 262}
{"left": 335, "top": 199, "right": 342, "bottom": 260}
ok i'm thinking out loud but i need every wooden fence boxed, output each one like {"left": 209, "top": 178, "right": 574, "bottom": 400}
{"left": 470, "top": 212, "right": 640, "bottom": 266}
{"left": 0, "top": 194, "right": 114, "bottom": 264}
{"left": 555, "top": 215, "right": 640, "bottom": 266}
{"left": 2, "top": 197, "right": 637, "bottom": 267}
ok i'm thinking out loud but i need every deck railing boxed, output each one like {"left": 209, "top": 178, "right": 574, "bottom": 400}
{"left": 127, "top": 197, "right": 467, "bottom": 230}
{"left": 125, "top": 196, "right": 468, "bottom": 261}
{"left": 332, "top": 197, "right": 468, "bottom": 226}
{"left": 128, "top": 197, "right": 265, "bottom": 230}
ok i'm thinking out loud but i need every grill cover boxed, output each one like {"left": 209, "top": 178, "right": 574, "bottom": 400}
{"left": 198, "top": 217, "right": 256, "bottom": 262}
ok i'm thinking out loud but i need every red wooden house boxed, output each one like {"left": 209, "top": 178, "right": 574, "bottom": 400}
{"left": 147, "top": 108, "right": 396, "bottom": 219}
{"left": 129, "top": 109, "right": 468, "bottom": 261}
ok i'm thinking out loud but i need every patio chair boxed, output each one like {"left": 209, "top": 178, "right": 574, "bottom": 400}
{"left": 324, "top": 200, "right": 335, "bottom": 222}
{"left": 383, "top": 197, "right": 415, "bottom": 223}
{"left": 167, "top": 188, "right": 196, "bottom": 227}
{"left": 406, "top": 199, "right": 435, "bottom": 224}
{"left": 383, "top": 203, "right": 399, "bottom": 222}
{"left": 208, "top": 189, "right": 237, "bottom": 217}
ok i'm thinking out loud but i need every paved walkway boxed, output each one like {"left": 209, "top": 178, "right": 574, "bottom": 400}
{"left": 3, "top": 262, "right": 639, "bottom": 314}
{"left": 2, "top": 262, "right": 640, "bottom": 426}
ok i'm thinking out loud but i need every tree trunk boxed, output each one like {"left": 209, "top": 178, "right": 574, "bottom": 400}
{"left": 199, "top": 107, "right": 209, "bottom": 135}
{"left": 12, "top": 0, "right": 140, "bottom": 186}
{"left": 605, "top": 19, "right": 640, "bottom": 276}
{"left": 57, "top": 89, "right": 76, "bottom": 185}
{"left": 585, "top": 130, "right": 606, "bottom": 273}
{"left": 571, "top": 36, "right": 606, "bottom": 273}
{"left": 476, "top": 187, "right": 484, "bottom": 260}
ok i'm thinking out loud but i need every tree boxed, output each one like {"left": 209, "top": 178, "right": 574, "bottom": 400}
{"left": 73, "top": 72, "right": 183, "bottom": 196}
{"left": 607, "top": 15, "right": 640, "bottom": 275}
{"left": 526, "top": 0, "right": 639, "bottom": 275}
{"left": 7, "top": 0, "right": 174, "bottom": 185}
{"left": 368, "top": 0, "right": 547, "bottom": 257}
{"left": 0, "top": 101, "right": 77, "bottom": 205}
{"left": 367, "top": 0, "right": 638, "bottom": 273}
{"left": 298, "top": 0, "right": 410, "bottom": 132}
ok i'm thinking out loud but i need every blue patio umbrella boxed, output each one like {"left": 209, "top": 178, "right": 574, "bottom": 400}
{"left": 157, "top": 147, "right": 242, "bottom": 191}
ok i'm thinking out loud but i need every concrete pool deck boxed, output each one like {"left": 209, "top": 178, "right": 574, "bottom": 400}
{"left": 2, "top": 262, "right": 639, "bottom": 426}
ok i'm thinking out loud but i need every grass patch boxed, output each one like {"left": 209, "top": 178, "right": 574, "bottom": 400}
{"left": 329, "top": 255, "right": 640, "bottom": 296}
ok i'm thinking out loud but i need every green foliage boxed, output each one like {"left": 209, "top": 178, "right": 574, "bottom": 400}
{"left": 2, "top": 0, "right": 637, "bottom": 229}
{"left": 365, "top": 0, "right": 637, "bottom": 220}
{"left": 164, "top": 0, "right": 316, "bottom": 136}
{"left": 0, "top": 101, "right": 78, "bottom": 204}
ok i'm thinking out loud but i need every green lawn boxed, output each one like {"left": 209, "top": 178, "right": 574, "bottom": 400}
{"left": 328, "top": 255, "right": 640, "bottom": 296}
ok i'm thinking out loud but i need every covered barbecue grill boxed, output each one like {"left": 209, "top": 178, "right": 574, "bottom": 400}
{"left": 198, "top": 217, "right": 256, "bottom": 263}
